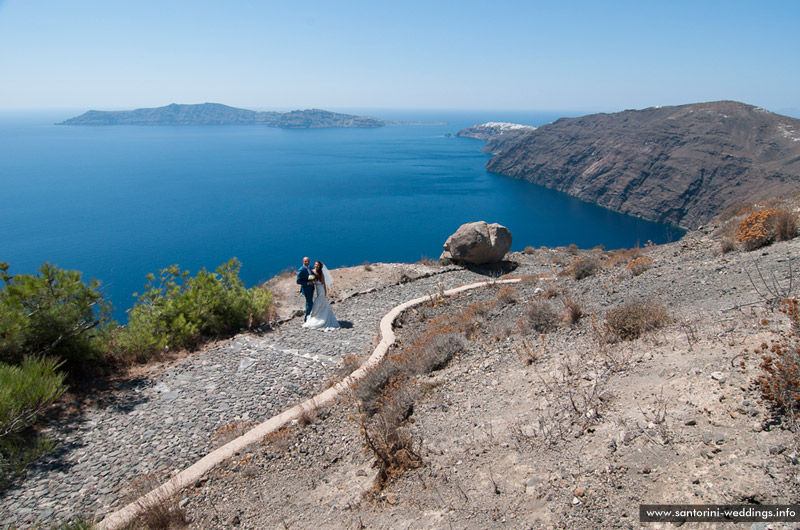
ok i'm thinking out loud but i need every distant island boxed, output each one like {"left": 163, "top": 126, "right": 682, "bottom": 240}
{"left": 458, "top": 101, "right": 800, "bottom": 229}
{"left": 59, "top": 103, "right": 386, "bottom": 128}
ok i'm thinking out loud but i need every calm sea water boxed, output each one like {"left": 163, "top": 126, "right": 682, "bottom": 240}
{"left": 1, "top": 109, "right": 681, "bottom": 321}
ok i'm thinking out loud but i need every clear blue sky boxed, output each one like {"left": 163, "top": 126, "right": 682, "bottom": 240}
{"left": 1, "top": 0, "right": 798, "bottom": 113}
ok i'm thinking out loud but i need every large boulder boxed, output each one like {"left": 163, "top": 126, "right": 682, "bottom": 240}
{"left": 440, "top": 221, "right": 512, "bottom": 265}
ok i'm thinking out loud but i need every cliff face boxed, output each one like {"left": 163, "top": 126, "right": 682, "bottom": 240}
{"left": 59, "top": 103, "right": 385, "bottom": 128}
{"left": 470, "top": 101, "right": 800, "bottom": 229}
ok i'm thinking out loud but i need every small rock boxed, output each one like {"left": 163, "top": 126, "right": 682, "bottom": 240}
{"left": 355, "top": 469, "right": 367, "bottom": 477}
{"left": 684, "top": 419, "right": 697, "bottom": 426}
{"left": 769, "top": 444, "right": 787, "bottom": 455}
{"left": 710, "top": 372, "right": 727, "bottom": 384}
{"left": 574, "top": 486, "right": 585, "bottom": 497}
{"left": 753, "top": 422, "right": 763, "bottom": 432}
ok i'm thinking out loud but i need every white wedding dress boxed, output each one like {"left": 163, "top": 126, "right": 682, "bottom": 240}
{"left": 302, "top": 281, "right": 339, "bottom": 330}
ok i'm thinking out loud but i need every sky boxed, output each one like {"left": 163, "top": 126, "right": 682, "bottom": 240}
{"left": 0, "top": 0, "right": 798, "bottom": 113}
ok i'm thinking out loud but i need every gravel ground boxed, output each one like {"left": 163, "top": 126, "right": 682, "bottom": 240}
{"left": 4, "top": 217, "right": 800, "bottom": 529}
{"left": 183, "top": 223, "right": 800, "bottom": 529}
{"left": 0, "top": 262, "right": 503, "bottom": 528}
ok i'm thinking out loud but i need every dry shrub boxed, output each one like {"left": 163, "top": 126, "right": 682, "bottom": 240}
{"left": 605, "top": 301, "right": 670, "bottom": 341}
{"left": 626, "top": 257, "right": 654, "bottom": 276}
{"left": 567, "top": 243, "right": 579, "bottom": 255}
{"left": 561, "top": 295, "right": 583, "bottom": 325}
{"left": 519, "top": 355, "right": 609, "bottom": 448}
{"left": 536, "top": 281, "right": 561, "bottom": 300}
{"left": 450, "top": 301, "right": 493, "bottom": 340}
{"left": 349, "top": 359, "right": 404, "bottom": 415}
{"left": 325, "top": 353, "right": 363, "bottom": 389}
{"left": 755, "top": 298, "right": 800, "bottom": 425}
{"left": 298, "top": 399, "right": 319, "bottom": 426}
{"left": 398, "top": 329, "right": 467, "bottom": 376}
{"left": 522, "top": 300, "right": 560, "bottom": 334}
{"left": 605, "top": 248, "right": 641, "bottom": 268}
{"left": 263, "top": 427, "right": 294, "bottom": 452}
{"left": 212, "top": 420, "right": 258, "bottom": 447}
{"left": 416, "top": 256, "right": 440, "bottom": 267}
{"left": 127, "top": 473, "right": 188, "bottom": 530}
{"left": 355, "top": 375, "right": 422, "bottom": 492}
{"left": 523, "top": 246, "right": 536, "bottom": 255}
{"left": 514, "top": 339, "right": 543, "bottom": 365}
{"left": 362, "top": 261, "right": 373, "bottom": 271}
{"left": 736, "top": 208, "right": 798, "bottom": 251}
{"left": 569, "top": 258, "right": 602, "bottom": 280}
{"left": 495, "top": 285, "right": 518, "bottom": 305}
{"left": 720, "top": 237, "right": 737, "bottom": 254}
{"left": 353, "top": 304, "right": 471, "bottom": 413}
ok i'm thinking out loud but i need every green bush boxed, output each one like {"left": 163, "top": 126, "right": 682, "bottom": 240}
{"left": 0, "top": 356, "right": 66, "bottom": 488}
{"left": 116, "top": 258, "right": 272, "bottom": 361}
{"left": 0, "top": 262, "right": 112, "bottom": 368}
{"left": 0, "top": 356, "right": 66, "bottom": 439}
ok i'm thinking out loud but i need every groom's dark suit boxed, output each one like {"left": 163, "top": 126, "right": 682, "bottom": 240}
{"left": 296, "top": 264, "right": 315, "bottom": 321}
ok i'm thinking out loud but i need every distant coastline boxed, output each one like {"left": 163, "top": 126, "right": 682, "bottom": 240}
{"left": 59, "top": 103, "right": 387, "bottom": 128}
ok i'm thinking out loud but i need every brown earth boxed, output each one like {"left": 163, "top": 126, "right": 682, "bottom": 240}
{"left": 180, "top": 202, "right": 800, "bottom": 529}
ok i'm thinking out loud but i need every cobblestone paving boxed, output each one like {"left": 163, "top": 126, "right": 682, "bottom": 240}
{"left": 0, "top": 267, "right": 496, "bottom": 528}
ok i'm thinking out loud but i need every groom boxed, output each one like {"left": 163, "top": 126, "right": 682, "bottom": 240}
{"left": 296, "top": 256, "right": 315, "bottom": 321}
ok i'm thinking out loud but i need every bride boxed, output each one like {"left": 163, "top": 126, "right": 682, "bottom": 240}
{"left": 302, "top": 261, "right": 340, "bottom": 330}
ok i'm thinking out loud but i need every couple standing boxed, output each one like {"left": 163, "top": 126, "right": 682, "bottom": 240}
{"left": 297, "top": 257, "right": 339, "bottom": 329}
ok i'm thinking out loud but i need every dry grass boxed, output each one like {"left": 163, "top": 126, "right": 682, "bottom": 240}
{"left": 298, "top": 399, "right": 319, "bottom": 427}
{"left": 536, "top": 281, "right": 561, "bottom": 300}
{"left": 561, "top": 295, "right": 583, "bottom": 325}
{"left": 514, "top": 339, "right": 543, "bottom": 366}
{"left": 567, "top": 258, "right": 602, "bottom": 280}
{"left": 515, "top": 353, "right": 610, "bottom": 449}
{"left": 325, "top": 354, "right": 363, "bottom": 389}
{"left": 494, "top": 285, "right": 518, "bottom": 305}
{"left": 626, "top": 257, "right": 654, "bottom": 276}
{"left": 605, "top": 248, "right": 641, "bottom": 268}
{"left": 605, "top": 301, "right": 670, "bottom": 341}
{"left": 125, "top": 473, "right": 188, "bottom": 530}
{"left": 354, "top": 375, "right": 422, "bottom": 492}
{"left": 720, "top": 237, "right": 737, "bottom": 254}
{"left": 262, "top": 427, "right": 294, "bottom": 453}
{"left": 212, "top": 420, "right": 258, "bottom": 447}
{"left": 521, "top": 300, "right": 560, "bottom": 334}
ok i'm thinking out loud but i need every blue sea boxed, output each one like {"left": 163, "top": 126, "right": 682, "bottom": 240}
{"left": 1, "top": 109, "right": 681, "bottom": 321}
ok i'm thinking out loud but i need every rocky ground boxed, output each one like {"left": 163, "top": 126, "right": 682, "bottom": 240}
{"left": 3, "top": 216, "right": 800, "bottom": 529}
{"left": 183, "top": 223, "right": 799, "bottom": 529}
{"left": 0, "top": 261, "right": 476, "bottom": 528}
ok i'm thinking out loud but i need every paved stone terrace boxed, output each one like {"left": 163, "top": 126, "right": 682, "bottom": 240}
{"left": 0, "top": 266, "right": 522, "bottom": 528}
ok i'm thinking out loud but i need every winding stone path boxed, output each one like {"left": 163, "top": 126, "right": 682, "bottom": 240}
{"left": 0, "top": 267, "right": 494, "bottom": 528}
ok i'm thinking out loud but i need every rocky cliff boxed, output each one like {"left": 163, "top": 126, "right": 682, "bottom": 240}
{"left": 59, "top": 103, "right": 385, "bottom": 128}
{"left": 464, "top": 101, "right": 800, "bottom": 229}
